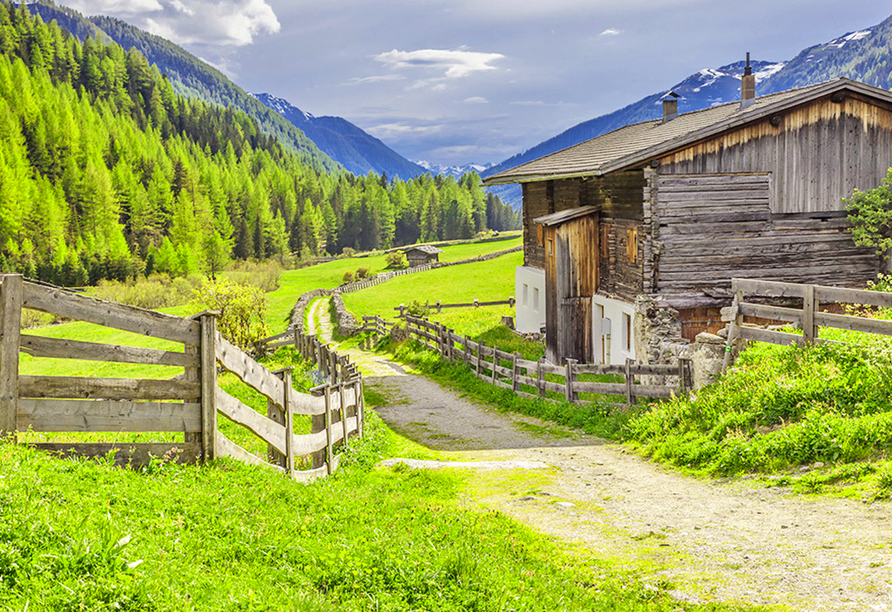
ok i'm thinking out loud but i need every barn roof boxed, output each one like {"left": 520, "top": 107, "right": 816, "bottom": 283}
{"left": 403, "top": 245, "right": 444, "bottom": 255}
{"left": 483, "top": 78, "right": 892, "bottom": 186}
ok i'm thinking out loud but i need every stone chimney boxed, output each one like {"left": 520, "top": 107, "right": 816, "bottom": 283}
{"left": 662, "top": 91, "right": 679, "bottom": 123}
{"left": 740, "top": 52, "right": 755, "bottom": 109}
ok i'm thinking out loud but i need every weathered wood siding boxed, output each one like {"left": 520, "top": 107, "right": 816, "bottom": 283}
{"left": 544, "top": 214, "right": 599, "bottom": 363}
{"left": 522, "top": 182, "right": 551, "bottom": 269}
{"left": 657, "top": 95, "right": 892, "bottom": 214}
{"left": 651, "top": 173, "right": 880, "bottom": 296}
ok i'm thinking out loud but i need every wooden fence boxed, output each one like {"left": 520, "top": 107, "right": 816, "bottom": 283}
{"left": 362, "top": 313, "right": 690, "bottom": 406}
{"left": 360, "top": 315, "right": 394, "bottom": 336}
{"left": 394, "top": 297, "right": 515, "bottom": 318}
{"left": 256, "top": 328, "right": 359, "bottom": 384}
{"left": 723, "top": 277, "right": 892, "bottom": 368}
{"left": 0, "top": 275, "right": 362, "bottom": 479}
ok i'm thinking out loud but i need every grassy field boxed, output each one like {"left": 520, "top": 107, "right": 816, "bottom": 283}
{"left": 0, "top": 394, "right": 760, "bottom": 611}
{"left": 264, "top": 235, "right": 522, "bottom": 334}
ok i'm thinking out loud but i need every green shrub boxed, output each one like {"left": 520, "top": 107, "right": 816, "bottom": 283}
{"left": 191, "top": 278, "right": 269, "bottom": 350}
{"left": 385, "top": 251, "right": 407, "bottom": 269}
{"left": 355, "top": 267, "right": 369, "bottom": 279}
{"left": 89, "top": 274, "right": 203, "bottom": 309}
{"left": 342, "top": 270, "right": 354, "bottom": 284}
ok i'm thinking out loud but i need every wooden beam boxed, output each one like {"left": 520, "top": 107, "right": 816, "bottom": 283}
{"left": 22, "top": 281, "right": 200, "bottom": 345}
{"left": 200, "top": 314, "right": 217, "bottom": 462}
{"left": 19, "top": 335, "right": 197, "bottom": 367}
{"left": 18, "top": 376, "right": 200, "bottom": 401}
{"left": 0, "top": 275, "right": 22, "bottom": 437}
{"left": 18, "top": 399, "right": 201, "bottom": 433}
{"left": 29, "top": 442, "right": 201, "bottom": 467}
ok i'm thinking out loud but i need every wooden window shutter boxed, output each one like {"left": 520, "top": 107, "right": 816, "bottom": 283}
{"left": 626, "top": 228, "right": 638, "bottom": 264}
{"left": 537, "top": 223, "right": 544, "bottom": 246}
{"left": 600, "top": 225, "right": 609, "bottom": 260}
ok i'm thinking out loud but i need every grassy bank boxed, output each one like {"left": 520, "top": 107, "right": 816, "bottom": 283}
{"left": 0, "top": 403, "right": 755, "bottom": 611}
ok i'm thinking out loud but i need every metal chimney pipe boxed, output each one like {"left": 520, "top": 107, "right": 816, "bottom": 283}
{"left": 740, "top": 52, "right": 755, "bottom": 109}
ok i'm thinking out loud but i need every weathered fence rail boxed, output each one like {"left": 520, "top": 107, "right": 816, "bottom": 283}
{"left": 722, "top": 278, "right": 892, "bottom": 369}
{"left": 0, "top": 274, "right": 362, "bottom": 479}
{"left": 255, "top": 326, "right": 359, "bottom": 384}
{"left": 360, "top": 315, "right": 394, "bottom": 336}
{"left": 362, "top": 312, "right": 690, "bottom": 407}
{"left": 394, "top": 297, "right": 515, "bottom": 318}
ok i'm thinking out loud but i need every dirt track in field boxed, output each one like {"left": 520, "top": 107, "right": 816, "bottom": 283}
{"left": 311, "top": 297, "right": 892, "bottom": 611}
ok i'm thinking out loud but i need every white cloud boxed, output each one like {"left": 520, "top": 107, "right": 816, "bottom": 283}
{"left": 374, "top": 48, "right": 505, "bottom": 78}
{"left": 348, "top": 75, "right": 406, "bottom": 85}
{"left": 464, "top": 96, "right": 489, "bottom": 104}
{"left": 63, "top": 0, "right": 280, "bottom": 47}
{"left": 600, "top": 28, "right": 622, "bottom": 36}
{"left": 366, "top": 123, "right": 445, "bottom": 138}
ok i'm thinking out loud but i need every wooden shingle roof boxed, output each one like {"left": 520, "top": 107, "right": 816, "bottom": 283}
{"left": 404, "top": 245, "right": 443, "bottom": 255}
{"left": 483, "top": 79, "right": 892, "bottom": 186}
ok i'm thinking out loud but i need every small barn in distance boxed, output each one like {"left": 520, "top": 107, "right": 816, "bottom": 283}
{"left": 484, "top": 67, "right": 891, "bottom": 366}
{"left": 403, "top": 245, "right": 443, "bottom": 267}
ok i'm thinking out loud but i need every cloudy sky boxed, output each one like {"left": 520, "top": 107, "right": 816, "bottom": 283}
{"left": 60, "top": 1, "right": 892, "bottom": 166}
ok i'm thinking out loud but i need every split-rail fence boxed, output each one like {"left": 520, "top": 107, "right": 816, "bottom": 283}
{"left": 0, "top": 275, "right": 362, "bottom": 479}
{"left": 394, "top": 297, "right": 515, "bottom": 318}
{"left": 362, "top": 313, "right": 691, "bottom": 407}
{"left": 723, "top": 277, "right": 892, "bottom": 369}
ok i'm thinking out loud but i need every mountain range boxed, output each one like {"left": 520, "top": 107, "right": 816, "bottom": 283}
{"left": 22, "top": 2, "right": 892, "bottom": 209}
{"left": 482, "top": 14, "right": 892, "bottom": 206}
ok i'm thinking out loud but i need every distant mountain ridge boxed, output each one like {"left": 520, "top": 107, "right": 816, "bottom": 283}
{"left": 251, "top": 93, "right": 426, "bottom": 180}
{"left": 484, "top": 13, "right": 892, "bottom": 207}
{"left": 26, "top": 1, "right": 342, "bottom": 174}
{"left": 416, "top": 161, "right": 495, "bottom": 179}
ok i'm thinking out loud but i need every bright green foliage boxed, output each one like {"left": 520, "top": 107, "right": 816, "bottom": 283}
{"left": 845, "top": 167, "right": 892, "bottom": 256}
{"left": 627, "top": 337, "right": 892, "bottom": 475}
{"left": 190, "top": 277, "right": 268, "bottom": 350}
{"left": 385, "top": 250, "right": 406, "bottom": 269}
{"left": 0, "top": 4, "right": 518, "bottom": 287}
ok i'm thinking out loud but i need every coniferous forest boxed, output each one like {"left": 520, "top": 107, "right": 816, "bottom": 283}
{"left": 0, "top": 3, "right": 520, "bottom": 286}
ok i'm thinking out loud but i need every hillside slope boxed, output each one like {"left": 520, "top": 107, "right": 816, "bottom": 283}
{"left": 253, "top": 92, "right": 426, "bottom": 180}
{"left": 27, "top": 1, "right": 341, "bottom": 174}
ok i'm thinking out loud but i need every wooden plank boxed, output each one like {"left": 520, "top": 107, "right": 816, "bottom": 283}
{"left": 632, "top": 386, "right": 676, "bottom": 400}
{"left": 814, "top": 311, "right": 892, "bottom": 336}
{"left": 631, "top": 364, "right": 685, "bottom": 376}
{"left": 291, "top": 465, "right": 328, "bottom": 483}
{"left": 30, "top": 442, "right": 201, "bottom": 467}
{"left": 815, "top": 285, "right": 892, "bottom": 307}
{"left": 573, "top": 364, "right": 626, "bottom": 375}
{"left": 216, "top": 432, "right": 284, "bottom": 473}
{"left": 537, "top": 361, "right": 567, "bottom": 375}
{"left": 541, "top": 380, "right": 565, "bottom": 394}
{"left": 0, "top": 275, "right": 22, "bottom": 436}
{"left": 290, "top": 389, "right": 327, "bottom": 416}
{"left": 19, "top": 335, "right": 197, "bottom": 367}
{"left": 738, "top": 326, "right": 803, "bottom": 347}
{"left": 22, "top": 282, "right": 200, "bottom": 345}
{"left": 18, "top": 376, "right": 200, "bottom": 401}
{"left": 573, "top": 382, "right": 628, "bottom": 395}
{"left": 292, "top": 430, "right": 328, "bottom": 456}
{"left": 17, "top": 399, "right": 201, "bottom": 432}
{"left": 284, "top": 370, "right": 295, "bottom": 478}
{"left": 738, "top": 302, "right": 803, "bottom": 324}
{"left": 216, "top": 387, "right": 286, "bottom": 455}
{"left": 260, "top": 330, "right": 292, "bottom": 343}
{"left": 515, "top": 374, "right": 539, "bottom": 387}
{"left": 200, "top": 315, "right": 217, "bottom": 462}
{"left": 215, "top": 335, "right": 285, "bottom": 408}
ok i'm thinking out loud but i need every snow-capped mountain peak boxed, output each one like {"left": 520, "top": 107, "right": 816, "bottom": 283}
{"left": 415, "top": 161, "right": 496, "bottom": 179}
{"left": 250, "top": 93, "right": 314, "bottom": 122}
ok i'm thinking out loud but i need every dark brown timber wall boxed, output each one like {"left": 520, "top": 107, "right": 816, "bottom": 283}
{"left": 652, "top": 173, "right": 880, "bottom": 297}
{"left": 657, "top": 95, "right": 892, "bottom": 214}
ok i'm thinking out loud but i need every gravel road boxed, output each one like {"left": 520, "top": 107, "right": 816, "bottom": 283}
{"left": 312, "top": 298, "right": 892, "bottom": 610}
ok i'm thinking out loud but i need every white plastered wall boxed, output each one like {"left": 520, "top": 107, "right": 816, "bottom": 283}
{"left": 515, "top": 266, "right": 545, "bottom": 334}
{"left": 592, "top": 295, "right": 636, "bottom": 365}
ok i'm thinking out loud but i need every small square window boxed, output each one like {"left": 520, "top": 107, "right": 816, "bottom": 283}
{"left": 523, "top": 283, "right": 529, "bottom": 306}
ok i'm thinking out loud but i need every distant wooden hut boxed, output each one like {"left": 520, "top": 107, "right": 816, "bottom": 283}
{"left": 485, "top": 71, "right": 892, "bottom": 365}
{"left": 404, "top": 245, "right": 443, "bottom": 266}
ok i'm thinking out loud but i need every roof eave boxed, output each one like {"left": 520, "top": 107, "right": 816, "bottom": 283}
{"left": 482, "top": 169, "right": 603, "bottom": 186}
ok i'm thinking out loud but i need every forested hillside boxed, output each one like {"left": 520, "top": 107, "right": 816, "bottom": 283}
{"left": 0, "top": 4, "right": 518, "bottom": 286}
{"left": 26, "top": 0, "right": 341, "bottom": 175}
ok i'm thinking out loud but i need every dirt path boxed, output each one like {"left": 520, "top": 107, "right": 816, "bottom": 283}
{"left": 312, "top": 300, "right": 892, "bottom": 610}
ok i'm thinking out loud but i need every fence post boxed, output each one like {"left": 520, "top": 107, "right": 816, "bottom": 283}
{"left": 677, "top": 358, "right": 692, "bottom": 397}
{"left": 624, "top": 358, "right": 636, "bottom": 407}
{"left": 803, "top": 284, "right": 817, "bottom": 345}
{"left": 512, "top": 352, "right": 520, "bottom": 394}
{"left": 339, "top": 383, "right": 349, "bottom": 447}
{"left": 398, "top": 304, "right": 405, "bottom": 318}
{"left": 437, "top": 300, "right": 442, "bottom": 314}
{"left": 537, "top": 357, "right": 545, "bottom": 398}
{"left": 199, "top": 313, "right": 217, "bottom": 462}
{"left": 565, "top": 358, "right": 577, "bottom": 403}
{"left": 324, "top": 385, "right": 334, "bottom": 475}
{"left": 293, "top": 327, "right": 299, "bottom": 352}
{"left": 491, "top": 346, "right": 498, "bottom": 385}
{"left": 477, "top": 341, "right": 484, "bottom": 378}
{"left": 0, "top": 275, "right": 22, "bottom": 439}
{"left": 267, "top": 390, "right": 286, "bottom": 469}
{"left": 282, "top": 368, "right": 295, "bottom": 479}
{"left": 722, "top": 290, "right": 744, "bottom": 372}
{"left": 310, "top": 387, "right": 327, "bottom": 470}
{"left": 355, "top": 379, "right": 364, "bottom": 438}
{"left": 474, "top": 298, "right": 479, "bottom": 308}
{"left": 509, "top": 296, "right": 515, "bottom": 308}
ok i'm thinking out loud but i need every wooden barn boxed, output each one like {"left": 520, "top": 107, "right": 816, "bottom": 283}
{"left": 484, "top": 72, "right": 892, "bottom": 365}
{"left": 403, "top": 245, "right": 443, "bottom": 267}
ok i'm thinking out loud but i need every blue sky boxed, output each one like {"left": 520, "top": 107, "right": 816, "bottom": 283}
{"left": 58, "top": 1, "right": 892, "bottom": 166}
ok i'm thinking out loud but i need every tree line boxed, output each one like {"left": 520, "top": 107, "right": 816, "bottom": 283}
{"left": 0, "top": 3, "right": 519, "bottom": 286}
